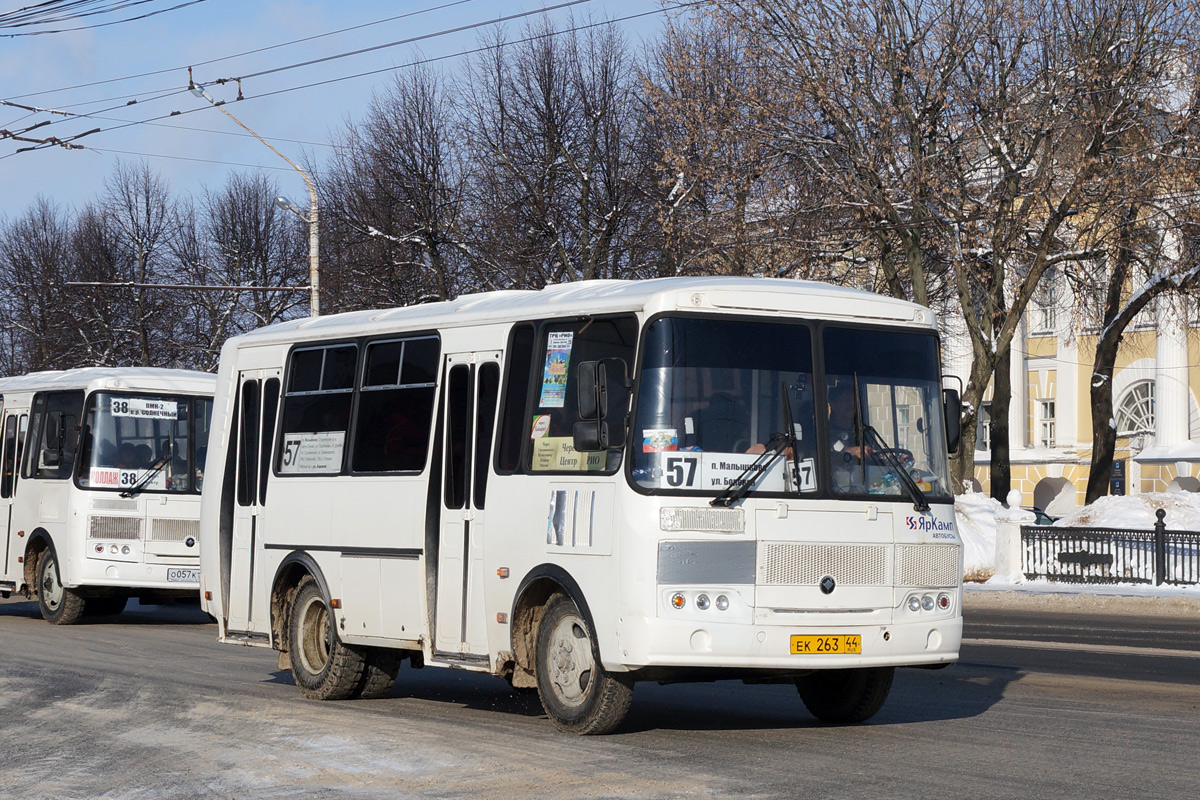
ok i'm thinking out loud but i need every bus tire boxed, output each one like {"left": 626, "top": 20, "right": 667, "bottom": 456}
{"left": 287, "top": 575, "right": 365, "bottom": 700}
{"left": 796, "top": 666, "right": 894, "bottom": 724}
{"left": 356, "top": 648, "right": 404, "bottom": 699}
{"left": 534, "top": 593, "right": 633, "bottom": 735}
{"left": 37, "top": 548, "right": 85, "bottom": 625}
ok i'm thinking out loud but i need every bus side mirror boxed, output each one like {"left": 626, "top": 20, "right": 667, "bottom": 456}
{"left": 42, "top": 413, "right": 63, "bottom": 466}
{"left": 574, "top": 360, "right": 627, "bottom": 452}
{"left": 943, "top": 388, "right": 962, "bottom": 454}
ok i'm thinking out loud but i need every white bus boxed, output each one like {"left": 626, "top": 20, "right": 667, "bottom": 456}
{"left": 0, "top": 368, "right": 216, "bottom": 624}
{"left": 199, "top": 277, "right": 963, "bottom": 734}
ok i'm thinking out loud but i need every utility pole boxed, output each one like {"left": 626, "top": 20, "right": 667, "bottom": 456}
{"left": 188, "top": 68, "right": 320, "bottom": 317}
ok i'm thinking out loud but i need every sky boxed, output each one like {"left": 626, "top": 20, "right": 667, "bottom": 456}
{"left": 0, "top": 0, "right": 675, "bottom": 221}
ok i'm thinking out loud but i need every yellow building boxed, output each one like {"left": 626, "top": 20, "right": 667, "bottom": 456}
{"left": 943, "top": 291, "right": 1200, "bottom": 516}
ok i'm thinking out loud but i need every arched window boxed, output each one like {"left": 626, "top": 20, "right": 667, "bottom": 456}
{"left": 1115, "top": 382, "right": 1155, "bottom": 436}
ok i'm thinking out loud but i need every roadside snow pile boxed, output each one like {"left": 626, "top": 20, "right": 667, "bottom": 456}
{"left": 954, "top": 492, "right": 1003, "bottom": 577}
{"left": 953, "top": 490, "right": 1200, "bottom": 580}
{"left": 1052, "top": 491, "right": 1200, "bottom": 531}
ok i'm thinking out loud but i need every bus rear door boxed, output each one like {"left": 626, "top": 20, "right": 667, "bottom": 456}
{"left": 433, "top": 352, "right": 500, "bottom": 658}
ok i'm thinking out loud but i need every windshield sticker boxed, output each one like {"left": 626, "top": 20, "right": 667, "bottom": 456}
{"left": 530, "top": 414, "right": 552, "bottom": 439}
{"left": 279, "top": 431, "right": 345, "bottom": 474}
{"left": 537, "top": 332, "right": 574, "bottom": 408}
{"left": 109, "top": 397, "right": 179, "bottom": 420}
{"left": 642, "top": 428, "right": 678, "bottom": 453}
{"left": 89, "top": 467, "right": 167, "bottom": 491}
{"left": 532, "top": 436, "right": 605, "bottom": 471}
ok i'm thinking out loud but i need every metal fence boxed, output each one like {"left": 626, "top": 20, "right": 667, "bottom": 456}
{"left": 1021, "top": 509, "right": 1200, "bottom": 586}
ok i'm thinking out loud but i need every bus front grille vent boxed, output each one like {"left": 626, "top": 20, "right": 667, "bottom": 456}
{"left": 150, "top": 518, "right": 200, "bottom": 543}
{"left": 894, "top": 544, "right": 960, "bottom": 588}
{"left": 91, "top": 497, "right": 139, "bottom": 512}
{"left": 88, "top": 515, "right": 143, "bottom": 540}
{"left": 759, "top": 543, "right": 888, "bottom": 586}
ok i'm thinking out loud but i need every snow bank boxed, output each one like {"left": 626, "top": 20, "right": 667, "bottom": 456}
{"left": 1052, "top": 491, "right": 1200, "bottom": 530}
{"left": 953, "top": 492, "right": 1003, "bottom": 576}
{"left": 953, "top": 490, "right": 1200, "bottom": 581}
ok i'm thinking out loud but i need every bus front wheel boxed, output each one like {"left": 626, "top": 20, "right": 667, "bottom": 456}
{"left": 37, "top": 548, "right": 85, "bottom": 625}
{"left": 534, "top": 593, "right": 633, "bottom": 735}
{"left": 287, "top": 575, "right": 365, "bottom": 700}
{"left": 796, "top": 666, "right": 894, "bottom": 723}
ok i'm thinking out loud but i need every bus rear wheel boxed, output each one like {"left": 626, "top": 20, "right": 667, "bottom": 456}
{"left": 796, "top": 666, "right": 894, "bottom": 723}
{"left": 355, "top": 648, "right": 404, "bottom": 699}
{"left": 37, "top": 548, "right": 85, "bottom": 625}
{"left": 287, "top": 576, "right": 365, "bottom": 700}
{"left": 534, "top": 594, "right": 633, "bottom": 735}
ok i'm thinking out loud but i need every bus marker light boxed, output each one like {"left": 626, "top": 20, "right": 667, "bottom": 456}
{"left": 497, "top": 567, "right": 509, "bottom": 578}
{"left": 330, "top": 598, "right": 341, "bottom": 609}
{"left": 204, "top": 591, "right": 212, "bottom": 600}
{"left": 17, "top": 530, "right": 23, "bottom": 537}
{"left": 496, "top": 613, "right": 507, "bottom": 623}
{"left": 671, "top": 593, "right": 686, "bottom": 609}
{"left": 715, "top": 595, "right": 729, "bottom": 611}
{"left": 695, "top": 594, "right": 710, "bottom": 610}
{"left": 937, "top": 593, "right": 951, "bottom": 610}
{"left": 94, "top": 544, "right": 104, "bottom": 554}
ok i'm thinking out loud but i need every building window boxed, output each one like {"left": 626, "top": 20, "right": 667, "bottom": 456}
{"left": 1038, "top": 400, "right": 1056, "bottom": 448}
{"left": 976, "top": 402, "right": 991, "bottom": 451}
{"left": 1116, "top": 382, "right": 1155, "bottom": 436}
{"left": 1032, "top": 268, "right": 1058, "bottom": 334}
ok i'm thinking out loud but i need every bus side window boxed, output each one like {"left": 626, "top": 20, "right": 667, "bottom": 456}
{"left": 25, "top": 391, "right": 84, "bottom": 480}
{"left": 1, "top": 414, "right": 16, "bottom": 498}
{"left": 527, "top": 316, "right": 637, "bottom": 474}
{"left": 279, "top": 344, "right": 358, "bottom": 476}
{"left": 351, "top": 336, "right": 439, "bottom": 473}
{"left": 495, "top": 324, "right": 535, "bottom": 474}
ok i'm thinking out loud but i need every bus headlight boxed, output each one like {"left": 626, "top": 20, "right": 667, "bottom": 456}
{"left": 922, "top": 595, "right": 935, "bottom": 611}
{"left": 907, "top": 595, "right": 922, "bottom": 612}
{"left": 695, "top": 594, "right": 710, "bottom": 611}
{"left": 715, "top": 595, "right": 729, "bottom": 611}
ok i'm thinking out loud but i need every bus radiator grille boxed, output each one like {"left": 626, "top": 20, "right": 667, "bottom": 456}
{"left": 91, "top": 497, "right": 140, "bottom": 512}
{"left": 894, "top": 544, "right": 960, "bottom": 588}
{"left": 150, "top": 518, "right": 200, "bottom": 543}
{"left": 88, "top": 515, "right": 143, "bottom": 540}
{"left": 758, "top": 543, "right": 887, "bottom": 586}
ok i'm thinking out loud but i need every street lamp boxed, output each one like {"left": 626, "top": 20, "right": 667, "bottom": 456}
{"left": 189, "top": 75, "right": 320, "bottom": 317}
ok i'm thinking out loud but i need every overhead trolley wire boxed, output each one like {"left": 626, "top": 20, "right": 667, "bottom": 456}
{"left": 2, "top": 0, "right": 480, "bottom": 100}
{"left": 0, "top": 0, "right": 210, "bottom": 37}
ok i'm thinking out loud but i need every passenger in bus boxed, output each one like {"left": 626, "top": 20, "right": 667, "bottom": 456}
{"left": 828, "top": 383, "right": 870, "bottom": 463}
{"left": 117, "top": 442, "right": 139, "bottom": 469}
{"left": 135, "top": 443, "right": 154, "bottom": 469}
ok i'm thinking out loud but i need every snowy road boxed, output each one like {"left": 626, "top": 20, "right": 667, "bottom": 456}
{"left": 1, "top": 593, "right": 1198, "bottom": 799}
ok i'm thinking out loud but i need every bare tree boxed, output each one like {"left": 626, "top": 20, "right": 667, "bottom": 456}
{"left": 103, "top": 160, "right": 177, "bottom": 366}
{"left": 322, "top": 64, "right": 472, "bottom": 309}
{"left": 463, "top": 17, "right": 649, "bottom": 287}
{"left": 0, "top": 197, "right": 77, "bottom": 372}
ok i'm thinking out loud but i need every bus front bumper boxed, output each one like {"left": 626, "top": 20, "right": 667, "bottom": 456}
{"left": 611, "top": 613, "right": 962, "bottom": 672}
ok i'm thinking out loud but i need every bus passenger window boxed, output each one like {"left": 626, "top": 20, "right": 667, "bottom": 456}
{"left": 496, "top": 324, "right": 535, "bottom": 473}
{"left": 527, "top": 317, "right": 636, "bottom": 474}
{"left": 279, "top": 344, "right": 358, "bottom": 475}
{"left": 26, "top": 391, "right": 84, "bottom": 480}
{"left": 1, "top": 415, "right": 16, "bottom": 498}
{"left": 352, "top": 336, "right": 439, "bottom": 473}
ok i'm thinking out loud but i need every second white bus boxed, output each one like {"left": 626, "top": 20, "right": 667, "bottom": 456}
{"left": 199, "top": 277, "right": 964, "bottom": 734}
{"left": 0, "top": 368, "right": 216, "bottom": 623}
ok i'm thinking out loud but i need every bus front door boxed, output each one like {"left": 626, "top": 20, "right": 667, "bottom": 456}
{"left": 226, "top": 371, "right": 280, "bottom": 634}
{"left": 434, "top": 352, "right": 501, "bottom": 658}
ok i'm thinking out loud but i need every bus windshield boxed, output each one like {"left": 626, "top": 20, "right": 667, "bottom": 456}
{"left": 77, "top": 393, "right": 215, "bottom": 494}
{"left": 630, "top": 316, "right": 951, "bottom": 502}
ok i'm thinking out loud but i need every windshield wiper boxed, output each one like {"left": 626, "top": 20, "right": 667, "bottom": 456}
{"left": 862, "top": 424, "right": 931, "bottom": 513}
{"left": 711, "top": 381, "right": 798, "bottom": 508}
{"left": 120, "top": 445, "right": 171, "bottom": 498}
